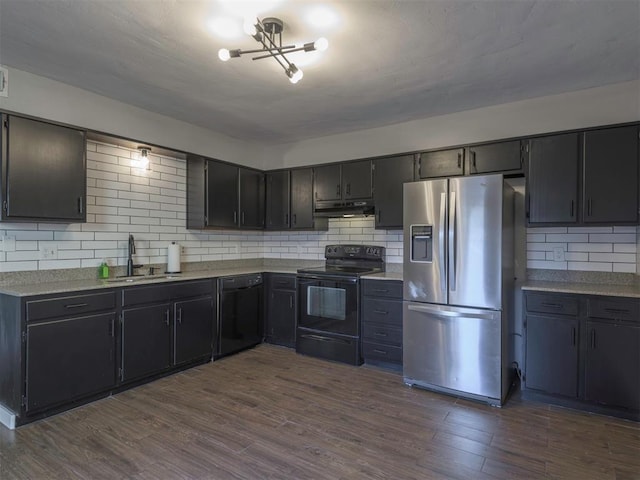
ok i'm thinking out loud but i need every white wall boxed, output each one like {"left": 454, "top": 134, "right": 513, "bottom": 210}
{"left": 0, "top": 67, "right": 263, "bottom": 168}
{"left": 262, "top": 80, "right": 640, "bottom": 169}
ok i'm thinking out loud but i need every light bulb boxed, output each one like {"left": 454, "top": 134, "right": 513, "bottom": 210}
{"left": 218, "top": 48, "right": 231, "bottom": 62}
{"left": 243, "top": 17, "right": 258, "bottom": 36}
{"left": 289, "top": 68, "right": 304, "bottom": 84}
{"left": 314, "top": 37, "right": 329, "bottom": 52}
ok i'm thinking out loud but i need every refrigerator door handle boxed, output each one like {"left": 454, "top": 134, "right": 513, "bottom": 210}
{"left": 407, "top": 303, "right": 495, "bottom": 320}
{"left": 439, "top": 192, "right": 447, "bottom": 296}
{"left": 448, "top": 191, "right": 456, "bottom": 292}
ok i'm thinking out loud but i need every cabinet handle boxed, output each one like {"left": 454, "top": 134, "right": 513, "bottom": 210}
{"left": 165, "top": 309, "right": 170, "bottom": 327}
{"left": 289, "top": 296, "right": 293, "bottom": 309}
{"left": 78, "top": 197, "right": 83, "bottom": 214}
{"left": 233, "top": 211, "right": 237, "bottom": 224}
{"left": 65, "top": 303, "right": 88, "bottom": 309}
{"left": 471, "top": 150, "right": 477, "bottom": 169}
{"left": 285, "top": 213, "right": 289, "bottom": 225}
{"left": 587, "top": 198, "right": 592, "bottom": 217}
{"left": 241, "top": 212, "right": 245, "bottom": 225}
{"left": 376, "top": 209, "right": 381, "bottom": 223}
{"left": 457, "top": 152, "right": 462, "bottom": 169}
{"left": 541, "top": 302, "right": 563, "bottom": 309}
{"left": 571, "top": 327, "right": 576, "bottom": 346}
{"left": 590, "top": 329, "right": 596, "bottom": 349}
{"left": 372, "top": 289, "right": 389, "bottom": 293}
{"left": 110, "top": 318, "right": 115, "bottom": 337}
{"left": 177, "top": 307, "right": 183, "bottom": 324}
{"left": 292, "top": 214, "right": 297, "bottom": 225}
{"left": 570, "top": 200, "right": 574, "bottom": 218}
{"left": 374, "top": 331, "right": 388, "bottom": 337}
{"left": 373, "top": 349, "right": 387, "bottom": 355}
{"left": 336, "top": 184, "right": 341, "bottom": 196}
{"left": 346, "top": 183, "right": 351, "bottom": 196}
{"left": 604, "top": 308, "right": 629, "bottom": 315}
{"left": 373, "top": 309, "right": 389, "bottom": 315}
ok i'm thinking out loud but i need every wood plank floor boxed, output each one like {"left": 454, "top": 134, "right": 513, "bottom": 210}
{"left": 1, "top": 344, "right": 638, "bottom": 479}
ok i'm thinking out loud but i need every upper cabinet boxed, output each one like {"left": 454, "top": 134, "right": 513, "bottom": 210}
{"left": 314, "top": 160, "right": 372, "bottom": 204}
{"left": 186, "top": 156, "right": 264, "bottom": 230}
{"left": 582, "top": 125, "right": 639, "bottom": 225}
{"left": 526, "top": 133, "right": 580, "bottom": 225}
{"left": 1, "top": 114, "right": 86, "bottom": 222}
{"left": 265, "top": 168, "right": 327, "bottom": 231}
{"left": 416, "top": 148, "right": 464, "bottom": 179}
{"left": 466, "top": 140, "right": 524, "bottom": 175}
{"left": 527, "top": 125, "right": 639, "bottom": 226}
{"left": 373, "top": 154, "right": 415, "bottom": 229}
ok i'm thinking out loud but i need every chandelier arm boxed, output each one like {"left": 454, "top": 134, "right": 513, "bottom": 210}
{"left": 251, "top": 46, "right": 307, "bottom": 61}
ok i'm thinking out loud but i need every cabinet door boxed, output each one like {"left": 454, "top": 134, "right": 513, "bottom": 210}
{"left": 122, "top": 303, "right": 172, "bottom": 382}
{"left": 267, "top": 289, "right": 296, "bottom": 348}
{"left": 527, "top": 133, "right": 579, "bottom": 224}
{"left": 417, "top": 148, "right": 464, "bottom": 178}
{"left": 265, "top": 170, "right": 290, "bottom": 230}
{"left": 525, "top": 314, "right": 578, "bottom": 398}
{"left": 467, "top": 140, "right": 523, "bottom": 174}
{"left": 342, "top": 160, "right": 372, "bottom": 200}
{"left": 583, "top": 126, "right": 639, "bottom": 224}
{"left": 4, "top": 115, "right": 86, "bottom": 221}
{"left": 174, "top": 296, "right": 215, "bottom": 365}
{"left": 314, "top": 164, "right": 341, "bottom": 202}
{"left": 290, "top": 168, "right": 315, "bottom": 229}
{"left": 206, "top": 161, "right": 238, "bottom": 228}
{"left": 25, "top": 313, "right": 115, "bottom": 412}
{"left": 239, "top": 167, "right": 265, "bottom": 229}
{"left": 585, "top": 321, "right": 640, "bottom": 410}
{"left": 373, "top": 155, "right": 414, "bottom": 229}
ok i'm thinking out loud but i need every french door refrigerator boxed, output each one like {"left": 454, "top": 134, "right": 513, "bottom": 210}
{"left": 403, "top": 174, "right": 514, "bottom": 406}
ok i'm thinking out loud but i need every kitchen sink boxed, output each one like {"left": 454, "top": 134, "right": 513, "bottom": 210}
{"left": 105, "top": 274, "right": 181, "bottom": 283}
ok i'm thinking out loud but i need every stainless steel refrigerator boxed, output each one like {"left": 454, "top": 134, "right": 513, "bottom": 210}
{"left": 403, "top": 174, "right": 514, "bottom": 406}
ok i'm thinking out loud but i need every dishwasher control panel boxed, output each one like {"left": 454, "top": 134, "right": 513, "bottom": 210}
{"left": 219, "top": 274, "right": 263, "bottom": 290}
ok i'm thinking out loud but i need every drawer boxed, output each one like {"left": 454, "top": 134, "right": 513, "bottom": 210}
{"left": 361, "top": 298, "right": 402, "bottom": 327}
{"left": 362, "top": 279, "right": 402, "bottom": 299}
{"left": 362, "top": 341, "right": 403, "bottom": 365}
{"left": 122, "top": 280, "right": 213, "bottom": 307}
{"left": 588, "top": 297, "right": 639, "bottom": 323}
{"left": 362, "top": 323, "right": 402, "bottom": 347}
{"left": 525, "top": 292, "right": 578, "bottom": 316}
{"left": 27, "top": 291, "right": 116, "bottom": 321}
{"left": 270, "top": 274, "right": 296, "bottom": 291}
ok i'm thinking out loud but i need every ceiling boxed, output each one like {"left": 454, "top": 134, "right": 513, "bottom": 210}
{"left": 0, "top": 0, "right": 638, "bottom": 145}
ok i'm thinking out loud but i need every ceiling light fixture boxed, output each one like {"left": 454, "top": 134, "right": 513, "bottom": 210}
{"left": 217, "top": 17, "right": 328, "bottom": 84}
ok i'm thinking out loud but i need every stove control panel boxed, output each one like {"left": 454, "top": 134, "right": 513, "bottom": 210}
{"left": 325, "top": 244, "right": 385, "bottom": 260}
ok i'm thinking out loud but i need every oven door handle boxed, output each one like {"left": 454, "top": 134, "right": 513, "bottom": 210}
{"left": 299, "top": 333, "right": 352, "bottom": 344}
{"left": 297, "top": 274, "right": 358, "bottom": 284}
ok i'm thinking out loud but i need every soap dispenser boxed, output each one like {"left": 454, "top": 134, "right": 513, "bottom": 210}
{"left": 98, "top": 260, "right": 110, "bottom": 279}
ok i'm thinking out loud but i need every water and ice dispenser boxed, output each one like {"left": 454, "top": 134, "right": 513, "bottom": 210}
{"left": 410, "top": 225, "right": 433, "bottom": 262}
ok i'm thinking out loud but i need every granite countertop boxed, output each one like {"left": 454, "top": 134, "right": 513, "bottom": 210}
{"left": 0, "top": 267, "right": 301, "bottom": 297}
{"left": 521, "top": 281, "right": 640, "bottom": 299}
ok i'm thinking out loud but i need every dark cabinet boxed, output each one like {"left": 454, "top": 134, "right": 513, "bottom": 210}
{"left": 265, "top": 168, "right": 325, "bottom": 231}
{"left": 187, "top": 156, "right": 264, "bottom": 230}
{"left": 265, "top": 170, "right": 290, "bottom": 230}
{"left": 525, "top": 314, "right": 578, "bottom": 398}
{"left": 526, "top": 133, "right": 580, "bottom": 225}
{"left": 416, "top": 148, "right": 464, "bottom": 179}
{"left": 466, "top": 140, "right": 523, "bottom": 175}
{"left": 373, "top": 154, "right": 415, "bottom": 229}
{"left": 25, "top": 313, "right": 116, "bottom": 412}
{"left": 314, "top": 160, "right": 372, "bottom": 203}
{"left": 361, "top": 279, "right": 403, "bottom": 370}
{"left": 266, "top": 274, "right": 296, "bottom": 348}
{"left": 523, "top": 291, "right": 640, "bottom": 418}
{"left": 121, "top": 303, "right": 173, "bottom": 382}
{"left": 1, "top": 114, "right": 86, "bottom": 222}
{"left": 174, "top": 296, "right": 215, "bottom": 365}
{"left": 583, "top": 125, "right": 639, "bottom": 224}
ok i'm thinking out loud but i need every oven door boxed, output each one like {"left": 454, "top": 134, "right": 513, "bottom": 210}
{"left": 297, "top": 275, "right": 359, "bottom": 336}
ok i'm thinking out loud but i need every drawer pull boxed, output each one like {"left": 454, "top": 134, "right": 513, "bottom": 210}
{"left": 374, "top": 331, "right": 388, "bottom": 337}
{"left": 372, "top": 289, "right": 389, "bottom": 293}
{"left": 373, "top": 349, "right": 387, "bottom": 355}
{"left": 275, "top": 281, "right": 290, "bottom": 286}
{"left": 604, "top": 308, "right": 630, "bottom": 315}
{"left": 540, "top": 302, "right": 563, "bottom": 309}
{"left": 373, "top": 309, "right": 389, "bottom": 315}
{"left": 65, "top": 303, "right": 88, "bottom": 309}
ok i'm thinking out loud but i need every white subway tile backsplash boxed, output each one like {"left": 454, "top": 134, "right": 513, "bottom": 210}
{"left": 545, "top": 233, "right": 589, "bottom": 243}
{"left": 567, "top": 243, "right": 612, "bottom": 253}
{"left": 614, "top": 244, "right": 637, "bottom": 253}
{"left": 589, "top": 233, "right": 636, "bottom": 243}
{"left": 568, "top": 261, "right": 612, "bottom": 272}
{"left": 589, "top": 252, "right": 636, "bottom": 263}
{"left": 614, "top": 263, "right": 636, "bottom": 273}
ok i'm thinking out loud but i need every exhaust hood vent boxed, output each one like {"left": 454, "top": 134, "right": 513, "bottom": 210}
{"left": 313, "top": 200, "right": 375, "bottom": 218}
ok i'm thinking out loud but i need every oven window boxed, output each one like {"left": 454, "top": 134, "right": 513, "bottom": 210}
{"left": 307, "top": 286, "right": 346, "bottom": 321}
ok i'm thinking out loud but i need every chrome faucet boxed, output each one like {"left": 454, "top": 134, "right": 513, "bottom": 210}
{"left": 126, "top": 234, "right": 143, "bottom": 276}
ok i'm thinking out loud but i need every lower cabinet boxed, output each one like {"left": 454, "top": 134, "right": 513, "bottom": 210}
{"left": 174, "top": 297, "right": 216, "bottom": 365}
{"left": 26, "top": 312, "right": 116, "bottom": 413}
{"left": 360, "top": 279, "right": 403, "bottom": 370}
{"left": 265, "top": 273, "right": 296, "bottom": 348}
{"left": 523, "top": 291, "right": 640, "bottom": 418}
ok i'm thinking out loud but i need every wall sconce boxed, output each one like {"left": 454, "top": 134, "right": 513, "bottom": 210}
{"left": 134, "top": 147, "right": 152, "bottom": 170}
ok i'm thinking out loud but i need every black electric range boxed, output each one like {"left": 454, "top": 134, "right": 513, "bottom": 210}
{"left": 296, "top": 244, "right": 385, "bottom": 365}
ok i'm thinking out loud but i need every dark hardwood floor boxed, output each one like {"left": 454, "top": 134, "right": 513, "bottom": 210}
{"left": 1, "top": 344, "right": 638, "bottom": 479}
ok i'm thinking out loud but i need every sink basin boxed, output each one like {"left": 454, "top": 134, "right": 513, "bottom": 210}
{"left": 105, "top": 274, "right": 182, "bottom": 283}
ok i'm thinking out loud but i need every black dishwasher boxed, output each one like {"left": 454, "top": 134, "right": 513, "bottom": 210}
{"left": 217, "top": 274, "right": 264, "bottom": 358}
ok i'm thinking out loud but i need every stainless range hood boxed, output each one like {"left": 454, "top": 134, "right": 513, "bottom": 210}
{"left": 313, "top": 200, "right": 375, "bottom": 218}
